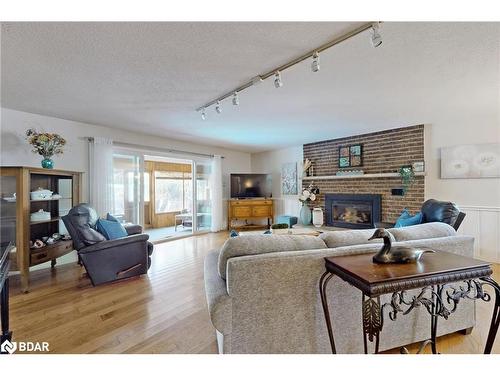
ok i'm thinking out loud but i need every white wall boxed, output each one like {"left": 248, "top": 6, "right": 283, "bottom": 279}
{"left": 251, "top": 145, "right": 303, "bottom": 218}
{"left": 252, "top": 124, "right": 500, "bottom": 210}
{"left": 252, "top": 124, "right": 500, "bottom": 261}
{"left": 424, "top": 123, "right": 500, "bottom": 207}
{"left": 1, "top": 108, "right": 252, "bottom": 202}
{"left": 1, "top": 108, "right": 252, "bottom": 268}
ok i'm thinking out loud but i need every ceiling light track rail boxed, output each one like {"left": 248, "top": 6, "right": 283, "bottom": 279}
{"left": 195, "top": 22, "right": 379, "bottom": 113}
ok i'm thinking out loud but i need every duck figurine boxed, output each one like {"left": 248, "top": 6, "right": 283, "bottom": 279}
{"left": 368, "top": 228, "right": 435, "bottom": 264}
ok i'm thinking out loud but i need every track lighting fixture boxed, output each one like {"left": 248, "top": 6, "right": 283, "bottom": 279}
{"left": 274, "top": 71, "right": 283, "bottom": 88}
{"left": 232, "top": 92, "right": 239, "bottom": 106}
{"left": 201, "top": 108, "right": 206, "bottom": 120}
{"left": 370, "top": 23, "right": 382, "bottom": 48}
{"left": 251, "top": 76, "right": 263, "bottom": 86}
{"left": 195, "top": 22, "right": 382, "bottom": 114}
{"left": 311, "top": 51, "right": 320, "bottom": 72}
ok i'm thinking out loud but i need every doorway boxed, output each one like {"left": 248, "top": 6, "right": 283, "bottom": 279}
{"left": 112, "top": 151, "right": 212, "bottom": 242}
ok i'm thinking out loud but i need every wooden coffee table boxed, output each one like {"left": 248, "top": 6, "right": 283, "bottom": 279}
{"left": 319, "top": 250, "right": 500, "bottom": 354}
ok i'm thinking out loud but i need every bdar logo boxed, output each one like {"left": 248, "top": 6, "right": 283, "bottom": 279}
{"left": 1, "top": 339, "right": 17, "bottom": 354}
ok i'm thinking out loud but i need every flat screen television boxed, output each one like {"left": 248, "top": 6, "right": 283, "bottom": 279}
{"left": 230, "top": 174, "right": 272, "bottom": 199}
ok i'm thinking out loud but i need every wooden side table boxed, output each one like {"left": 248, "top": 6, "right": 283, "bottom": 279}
{"left": 319, "top": 250, "right": 500, "bottom": 354}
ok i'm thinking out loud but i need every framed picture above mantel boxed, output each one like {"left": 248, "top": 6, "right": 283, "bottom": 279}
{"left": 339, "top": 144, "right": 363, "bottom": 168}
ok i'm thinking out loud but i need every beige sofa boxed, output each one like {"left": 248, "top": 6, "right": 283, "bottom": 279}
{"left": 204, "top": 223, "right": 475, "bottom": 353}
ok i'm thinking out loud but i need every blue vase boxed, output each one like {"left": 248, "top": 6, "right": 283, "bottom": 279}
{"left": 299, "top": 204, "right": 312, "bottom": 225}
{"left": 41, "top": 157, "right": 54, "bottom": 169}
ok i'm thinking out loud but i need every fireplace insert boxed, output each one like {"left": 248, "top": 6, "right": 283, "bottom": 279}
{"left": 325, "top": 194, "right": 381, "bottom": 229}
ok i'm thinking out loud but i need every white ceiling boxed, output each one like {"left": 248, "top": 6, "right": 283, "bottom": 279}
{"left": 1, "top": 22, "right": 499, "bottom": 153}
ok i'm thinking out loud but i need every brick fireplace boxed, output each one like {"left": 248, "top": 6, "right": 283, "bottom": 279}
{"left": 303, "top": 125, "right": 425, "bottom": 224}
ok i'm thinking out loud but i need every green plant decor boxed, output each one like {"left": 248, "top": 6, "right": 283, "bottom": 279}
{"left": 271, "top": 223, "right": 289, "bottom": 230}
{"left": 398, "top": 166, "right": 415, "bottom": 194}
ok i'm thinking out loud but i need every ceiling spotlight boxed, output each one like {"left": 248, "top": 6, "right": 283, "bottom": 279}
{"left": 215, "top": 101, "right": 222, "bottom": 114}
{"left": 274, "top": 71, "right": 283, "bottom": 88}
{"left": 232, "top": 92, "right": 239, "bottom": 106}
{"left": 370, "top": 23, "right": 382, "bottom": 48}
{"left": 311, "top": 51, "right": 320, "bottom": 72}
{"left": 201, "top": 108, "right": 206, "bottom": 120}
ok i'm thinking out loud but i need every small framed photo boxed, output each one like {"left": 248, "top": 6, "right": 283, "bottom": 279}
{"left": 350, "top": 145, "right": 361, "bottom": 155}
{"left": 351, "top": 155, "right": 362, "bottom": 166}
{"left": 339, "top": 157, "right": 350, "bottom": 167}
{"left": 339, "top": 146, "right": 350, "bottom": 157}
{"left": 338, "top": 144, "right": 363, "bottom": 168}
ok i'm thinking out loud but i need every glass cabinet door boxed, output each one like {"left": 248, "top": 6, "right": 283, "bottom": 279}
{"left": 0, "top": 173, "right": 17, "bottom": 253}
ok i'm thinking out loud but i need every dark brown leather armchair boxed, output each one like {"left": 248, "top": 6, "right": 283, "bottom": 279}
{"left": 420, "top": 199, "right": 466, "bottom": 230}
{"left": 62, "top": 204, "right": 153, "bottom": 286}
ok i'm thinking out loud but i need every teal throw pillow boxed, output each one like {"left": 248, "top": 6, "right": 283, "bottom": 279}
{"left": 96, "top": 218, "right": 128, "bottom": 240}
{"left": 394, "top": 209, "right": 423, "bottom": 228}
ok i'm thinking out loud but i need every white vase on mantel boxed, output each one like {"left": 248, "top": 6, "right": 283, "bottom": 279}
{"left": 312, "top": 207, "right": 324, "bottom": 228}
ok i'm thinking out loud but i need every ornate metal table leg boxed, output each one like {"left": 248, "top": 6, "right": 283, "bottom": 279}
{"left": 319, "top": 271, "right": 336, "bottom": 354}
{"left": 430, "top": 285, "right": 442, "bottom": 354}
{"left": 480, "top": 277, "right": 500, "bottom": 354}
{"left": 362, "top": 294, "right": 382, "bottom": 354}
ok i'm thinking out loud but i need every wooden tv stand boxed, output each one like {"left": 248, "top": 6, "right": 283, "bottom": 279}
{"left": 228, "top": 199, "right": 274, "bottom": 231}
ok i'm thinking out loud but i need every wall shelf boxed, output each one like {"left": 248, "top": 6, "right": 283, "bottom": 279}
{"left": 30, "top": 216, "right": 61, "bottom": 225}
{"left": 303, "top": 172, "right": 426, "bottom": 181}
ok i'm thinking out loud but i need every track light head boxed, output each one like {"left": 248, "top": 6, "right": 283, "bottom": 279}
{"left": 201, "top": 108, "right": 206, "bottom": 120}
{"left": 311, "top": 51, "right": 320, "bottom": 72}
{"left": 232, "top": 92, "right": 239, "bottom": 106}
{"left": 215, "top": 101, "right": 222, "bottom": 114}
{"left": 370, "top": 23, "right": 382, "bottom": 48}
{"left": 274, "top": 71, "right": 283, "bottom": 88}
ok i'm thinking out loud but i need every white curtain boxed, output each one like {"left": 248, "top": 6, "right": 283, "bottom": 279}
{"left": 89, "top": 137, "right": 114, "bottom": 216}
{"left": 210, "top": 155, "right": 224, "bottom": 232}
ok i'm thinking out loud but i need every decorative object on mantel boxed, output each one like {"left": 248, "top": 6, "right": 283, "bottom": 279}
{"left": 303, "top": 158, "right": 314, "bottom": 177}
{"left": 335, "top": 169, "right": 364, "bottom": 176}
{"left": 398, "top": 165, "right": 415, "bottom": 194}
{"left": 339, "top": 144, "right": 363, "bottom": 168}
{"left": 312, "top": 207, "right": 324, "bottom": 227}
{"left": 441, "top": 143, "right": 500, "bottom": 178}
{"left": 412, "top": 161, "right": 425, "bottom": 173}
{"left": 281, "top": 162, "right": 298, "bottom": 195}
{"left": 368, "top": 228, "right": 435, "bottom": 264}
{"left": 298, "top": 184, "right": 317, "bottom": 225}
{"left": 26, "top": 128, "right": 67, "bottom": 169}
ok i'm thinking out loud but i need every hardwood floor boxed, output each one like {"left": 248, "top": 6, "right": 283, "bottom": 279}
{"left": 8, "top": 233, "right": 500, "bottom": 354}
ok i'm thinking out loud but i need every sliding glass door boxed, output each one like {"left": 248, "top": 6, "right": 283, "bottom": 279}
{"left": 112, "top": 151, "right": 143, "bottom": 225}
{"left": 111, "top": 149, "right": 213, "bottom": 240}
{"left": 194, "top": 160, "right": 212, "bottom": 232}
{"left": 152, "top": 165, "right": 193, "bottom": 234}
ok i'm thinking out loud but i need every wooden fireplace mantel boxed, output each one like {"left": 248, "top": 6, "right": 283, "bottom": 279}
{"left": 303, "top": 172, "right": 426, "bottom": 181}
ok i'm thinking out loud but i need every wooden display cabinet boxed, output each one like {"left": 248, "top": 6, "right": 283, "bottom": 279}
{"left": 228, "top": 199, "right": 274, "bottom": 231}
{"left": 0, "top": 167, "right": 82, "bottom": 292}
